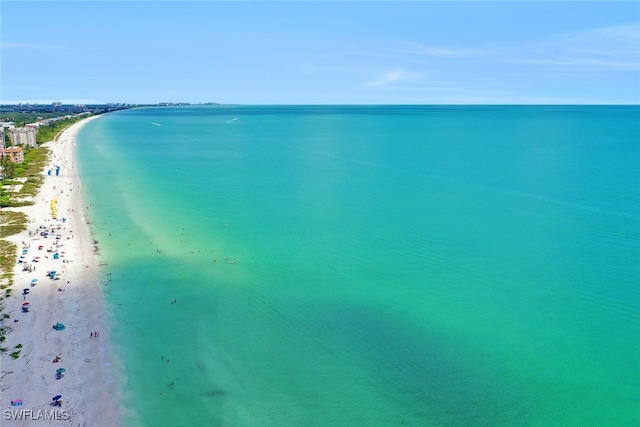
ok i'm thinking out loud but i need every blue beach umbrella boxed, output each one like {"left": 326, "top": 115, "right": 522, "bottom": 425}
{"left": 56, "top": 368, "right": 66, "bottom": 373}
{"left": 52, "top": 395, "right": 62, "bottom": 401}
{"left": 31, "top": 279, "right": 37, "bottom": 283}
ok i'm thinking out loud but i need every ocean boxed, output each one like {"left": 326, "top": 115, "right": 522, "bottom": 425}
{"left": 76, "top": 105, "right": 640, "bottom": 426}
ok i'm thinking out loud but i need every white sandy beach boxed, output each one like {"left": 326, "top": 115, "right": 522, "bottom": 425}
{"left": 1, "top": 116, "right": 122, "bottom": 426}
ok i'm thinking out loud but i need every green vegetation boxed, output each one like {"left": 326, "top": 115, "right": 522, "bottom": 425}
{"left": 1, "top": 146, "right": 50, "bottom": 206}
{"left": 36, "top": 117, "right": 85, "bottom": 144}
{"left": 2, "top": 144, "right": 49, "bottom": 179}
{"left": 0, "top": 326, "right": 8, "bottom": 346}
{"left": 0, "top": 240, "right": 17, "bottom": 287}
{"left": 0, "top": 156, "right": 16, "bottom": 179}
{"left": 0, "top": 112, "right": 62, "bottom": 128}
{"left": 10, "top": 350, "right": 20, "bottom": 360}
{"left": 19, "top": 175, "right": 44, "bottom": 198}
{"left": 0, "top": 211, "right": 28, "bottom": 238}
{"left": 15, "top": 146, "right": 50, "bottom": 176}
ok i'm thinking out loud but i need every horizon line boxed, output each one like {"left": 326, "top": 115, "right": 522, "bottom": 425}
{"left": 2, "top": 102, "right": 639, "bottom": 107}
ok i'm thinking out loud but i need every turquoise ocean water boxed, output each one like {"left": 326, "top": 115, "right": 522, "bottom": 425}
{"left": 76, "top": 106, "right": 639, "bottom": 426}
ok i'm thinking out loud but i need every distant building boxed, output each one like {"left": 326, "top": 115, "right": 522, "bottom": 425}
{"left": 10, "top": 127, "right": 37, "bottom": 147}
{"left": 0, "top": 128, "right": 4, "bottom": 149}
{"left": 1, "top": 122, "right": 15, "bottom": 129}
{"left": 0, "top": 146, "right": 25, "bottom": 163}
{"left": 52, "top": 102, "right": 62, "bottom": 107}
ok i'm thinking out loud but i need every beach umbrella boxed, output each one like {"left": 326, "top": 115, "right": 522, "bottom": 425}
{"left": 31, "top": 279, "right": 38, "bottom": 283}
{"left": 56, "top": 368, "right": 66, "bottom": 373}
{"left": 52, "top": 395, "right": 62, "bottom": 401}
{"left": 22, "top": 302, "right": 30, "bottom": 306}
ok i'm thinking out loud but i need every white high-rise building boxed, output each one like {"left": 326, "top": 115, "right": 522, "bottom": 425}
{"left": 10, "top": 127, "right": 37, "bottom": 147}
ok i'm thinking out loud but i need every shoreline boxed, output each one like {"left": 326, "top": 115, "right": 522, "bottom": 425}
{"left": 0, "top": 116, "right": 123, "bottom": 426}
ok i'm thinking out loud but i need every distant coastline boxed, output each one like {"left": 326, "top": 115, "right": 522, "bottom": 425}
{"left": 0, "top": 102, "right": 223, "bottom": 118}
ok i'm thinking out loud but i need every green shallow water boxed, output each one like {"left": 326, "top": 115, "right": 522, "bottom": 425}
{"left": 76, "top": 105, "right": 640, "bottom": 426}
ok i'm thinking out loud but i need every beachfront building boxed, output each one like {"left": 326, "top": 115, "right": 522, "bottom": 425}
{"left": 0, "top": 146, "right": 25, "bottom": 163}
{"left": 0, "top": 128, "right": 4, "bottom": 149}
{"left": 9, "top": 127, "right": 37, "bottom": 148}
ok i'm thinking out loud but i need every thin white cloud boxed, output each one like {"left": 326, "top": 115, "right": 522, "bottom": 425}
{"left": 405, "top": 44, "right": 491, "bottom": 58}
{"left": 564, "top": 23, "right": 640, "bottom": 52}
{"left": 365, "top": 68, "right": 425, "bottom": 87}
{"left": 366, "top": 68, "right": 405, "bottom": 87}
{"left": 508, "top": 23, "right": 640, "bottom": 71}
{"left": 508, "top": 57, "right": 639, "bottom": 71}
{"left": 0, "top": 41, "right": 66, "bottom": 50}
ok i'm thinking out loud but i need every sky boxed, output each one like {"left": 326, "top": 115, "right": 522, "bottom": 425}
{"left": 1, "top": 1, "right": 639, "bottom": 105}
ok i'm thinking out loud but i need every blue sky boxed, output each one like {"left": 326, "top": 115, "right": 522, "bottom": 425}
{"left": 1, "top": 1, "right": 639, "bottom": 104}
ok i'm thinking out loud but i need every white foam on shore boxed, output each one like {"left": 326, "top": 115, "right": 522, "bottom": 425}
{"left": 0, "top": 116, "right": 124, "bottom": 426}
